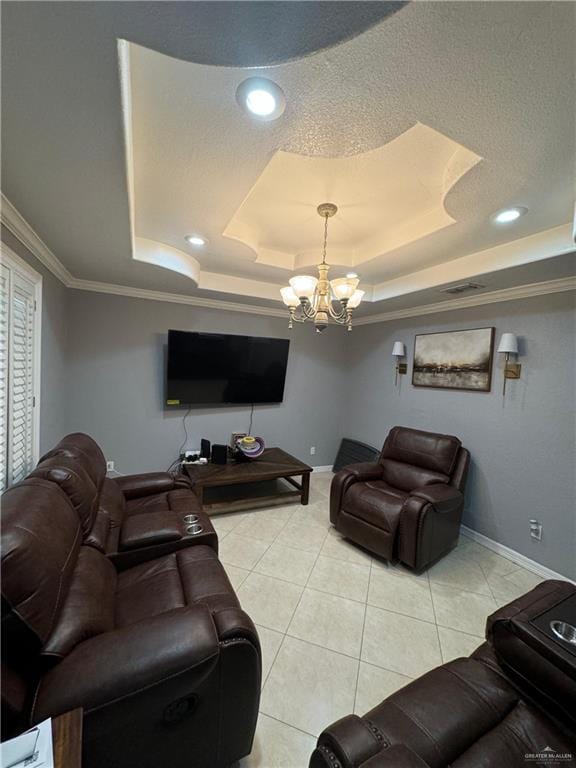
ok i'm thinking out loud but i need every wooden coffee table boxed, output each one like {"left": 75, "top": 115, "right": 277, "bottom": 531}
{"left": 183, "top": 447, "right": 313, "bottom": 512}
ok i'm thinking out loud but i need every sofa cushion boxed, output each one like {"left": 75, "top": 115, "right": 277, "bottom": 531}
{"left": 382, "top": 427, "right": 461, "bottom": 476}
{"left": 115, "top": 546, "right": 239, "bottom": 628}
{"left": 119, "top": 512, "right": 183, "bottom": 551}
{"left": 42, "top": 546, "right": 117, "bottom": 659}
{"left": 126, "top": 488, "right": 201, "bottom": 516}
{"left": 343, "top": 483, "right": 405, "bottom": 531}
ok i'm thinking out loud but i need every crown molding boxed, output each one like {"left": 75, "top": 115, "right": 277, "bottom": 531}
{"left": 1, "top": 192, "right": 74, "bottom": 286}
{"left": 66, "top": 276, "right": 287, "bottom": 318}
{"left": 353, "top": 275, "right": 576, "bottom": 326}
{"left": 2, "top": 192, "right": 574, "bottom": 323}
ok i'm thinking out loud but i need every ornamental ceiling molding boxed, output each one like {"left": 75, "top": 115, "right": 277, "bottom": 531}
{"left": 2, "top": 192, "right": 574, "bottom": 325}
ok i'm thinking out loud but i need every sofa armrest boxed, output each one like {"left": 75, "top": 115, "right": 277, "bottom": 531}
{"left": 486, "top": 580, "right": 576, "bottom": 730}
{"left": 312, "top": 714, "right": 385, "bottom": 768}
{"left": 32, "top": 606, "right": 219, "bottom": 722}
{"left": 310, "top": 743, "right": 429, "bottom": 768}
{"left": 409, "top": 484, "right": 463, "bottom": 514}
{"left": 330, "top": 463, "right": 383, "bottom": 524}
{"left": 114, "top": 472, "right": 182, "bottom": 499}
{"left": 398, "top": 486, "right": 464, "bottom": 570}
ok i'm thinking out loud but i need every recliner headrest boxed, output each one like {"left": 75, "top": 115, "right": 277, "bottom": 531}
{"left": 39, "top": 432, "right": 106, "bottom": 492}
{"left": 381, "top": 426, "right": 461, "bottom": 476}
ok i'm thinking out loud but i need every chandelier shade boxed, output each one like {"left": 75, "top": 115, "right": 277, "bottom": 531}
{"left": 280, "top": 286, "right": 300, "bottom": 307}
{"left": 280, "top": 203, "right": 364, "bottom": 332}
{"left": 330, "top": 276, "right": 359, "bottom": 301}
{"left": 347, "top": 289, "right": 365, "bottom": 309}
{"left": 289, "top": 275, "right": 318, "bottom": 299}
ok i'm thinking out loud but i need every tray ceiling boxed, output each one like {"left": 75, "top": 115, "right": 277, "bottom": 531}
{"left": 2, "top": 1, "right": 574, "bottom": 314}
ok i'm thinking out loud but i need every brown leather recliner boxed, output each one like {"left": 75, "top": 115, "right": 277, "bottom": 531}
{"left": 330, "top": 426, "right": 470, "bottom": 571}
{"left": 32, "top": 433, "right": 217, "bottom": 569}
{"left": 310, "top": 580, "right": 576, "bottom": 767}
{"left": 1, "top": 476, "right": 261, "bottom": 768}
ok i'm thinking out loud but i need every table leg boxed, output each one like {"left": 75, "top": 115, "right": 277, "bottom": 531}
{"left": 301, "top": 472, "right": 310, "bottom": 505}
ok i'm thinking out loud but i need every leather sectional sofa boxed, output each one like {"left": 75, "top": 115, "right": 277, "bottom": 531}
{"left": 331, "top": 427, "right": 470, "bottom": 571}
{"left": 1, "top": 433, "right": 261, "bottom": 768}
{"left": 310, "top": 579, "right": 576, "bottom": 767}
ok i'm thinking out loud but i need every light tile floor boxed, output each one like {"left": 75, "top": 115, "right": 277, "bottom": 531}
{"left": 216, "top": 472, "right": 546, "bottom": 768}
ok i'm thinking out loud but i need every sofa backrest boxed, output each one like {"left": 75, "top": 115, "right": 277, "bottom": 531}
{"left": 380, "top": 426, "right": 462, "bottom": 493}
{"left": 1, "top": 477, "right": 83, "bottom": 731}
{"left": 40, "top": 432, "right": 107, "bottom": 493}
{"left": 29, "top": 454, "right": 100, "bottom": 538}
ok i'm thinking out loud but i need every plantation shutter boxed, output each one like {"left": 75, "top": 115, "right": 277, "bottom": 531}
{"left": 0, "top": 264, "right": 9, "bottom": 491}
{"left": 0, "top": 254, "right": 40, "bottom": 490}
{"left": 9, "top": 272, "right": 36, "bottom": 484}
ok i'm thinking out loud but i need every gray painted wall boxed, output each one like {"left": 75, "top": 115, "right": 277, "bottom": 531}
{"left": 342, "top": 293, "right": 576, "bottom": 579}
{"left": 65, "top": 290, "right": 347, "bottom": 473}
{"left": 1, "top": 227, "right": 574, "bottom": 578}
{"left": 1, "top": 226, "right": 68, "bottom": 452}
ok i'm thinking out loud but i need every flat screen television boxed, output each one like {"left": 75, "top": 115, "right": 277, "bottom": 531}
{"left": 165, "top": 330, "right": 290, "bottom": 407}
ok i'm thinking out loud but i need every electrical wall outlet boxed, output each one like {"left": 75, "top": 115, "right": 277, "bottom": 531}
{"left": 310, "top": 446, "right": 316, "bottom": 456}
{"left": 529, "top": 519, "right": 543, "bottom": 541}
{"left": 106, "top": 460, "right": 115, "bottom": 472}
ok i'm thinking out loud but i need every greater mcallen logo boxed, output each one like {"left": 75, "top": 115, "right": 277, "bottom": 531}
{"left": 524, "top": 746, "right": 574, "bottom": 764}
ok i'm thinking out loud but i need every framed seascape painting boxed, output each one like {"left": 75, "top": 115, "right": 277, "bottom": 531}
{"left": 412, "top": 327, "right": 495, "bottom": 392}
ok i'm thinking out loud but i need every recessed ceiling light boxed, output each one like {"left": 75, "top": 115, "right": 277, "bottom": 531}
{"left": 492, "top": 206, "right": 528, "bottom": 224}
{"left": 346, "top": 272, "right": 359, "bottom": 279}
{"left": 185, "top": 235, "right": 207, "bottom": 247}
{"left": 236, "top": 77, "right": 286, "bottom": 122}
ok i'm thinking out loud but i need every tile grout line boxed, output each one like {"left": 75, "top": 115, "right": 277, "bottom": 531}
{"left": 426, "top": 569, "right": 444, "bottom": 663}
{"left": 353, "top": 555, "right": 371, "bottom": 714}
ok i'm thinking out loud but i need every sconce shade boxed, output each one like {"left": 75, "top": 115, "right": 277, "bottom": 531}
{"left": 497, "top": 333, "right": 518, "bottom": 355}
{"left": 392, "top": 341, "right": 406, "bottom": 358}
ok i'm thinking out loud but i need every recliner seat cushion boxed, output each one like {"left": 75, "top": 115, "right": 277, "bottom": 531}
{"left": 126, "top": 488, "right": 201, "bottom": 516}
{"left": 343, "top": 483, "right": 405, "bottom": 531}
{"left": 115, "top": 546, "right": 239, "bottom": 628}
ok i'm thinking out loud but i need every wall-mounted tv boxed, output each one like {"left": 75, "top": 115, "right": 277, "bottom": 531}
{"left": 165, "top": 330, "right": 290, "bottom": 407}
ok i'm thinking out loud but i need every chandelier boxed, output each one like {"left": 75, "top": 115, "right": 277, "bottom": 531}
{"left": 280, "top": 203, "right": 364, "bottom": 332}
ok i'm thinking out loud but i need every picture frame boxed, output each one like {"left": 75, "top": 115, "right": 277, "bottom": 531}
{"left": 412, "top": 327, "right": 495, "bottom": 392}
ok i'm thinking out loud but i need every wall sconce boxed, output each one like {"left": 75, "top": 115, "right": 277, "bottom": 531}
{"left": 392, "top": 341, "right": 407, "bottom": 385}
{"left": 497, "top": 332, "right": 521, "bottom": 395}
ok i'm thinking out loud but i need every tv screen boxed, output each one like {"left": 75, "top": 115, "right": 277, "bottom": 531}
{"left": 166, "top": 330, "right": 290, "bottom": 407}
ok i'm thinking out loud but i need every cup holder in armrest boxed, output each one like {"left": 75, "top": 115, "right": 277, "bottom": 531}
{"left": 187, "top": 523, "right": 203, "bottom": 535}
{"left": 550, "top": 620, "right": 576, "bottom": 645}
{"left": 183, "top": 514, "right": 199, "bottom": 524}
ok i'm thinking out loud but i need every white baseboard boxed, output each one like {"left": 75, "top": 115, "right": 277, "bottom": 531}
{"left": 312, "top": 465, "right": 333, "bottom": 473}
{"left": 461, "top": 525, "right": 575, "bottom": 584}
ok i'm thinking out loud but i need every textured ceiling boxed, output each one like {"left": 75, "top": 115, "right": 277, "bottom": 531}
{"left": 221, "top": 125, "right": 482, "bottom": 271}
{"left": 1, "top": 1, "right": 575, "bottom": 314}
